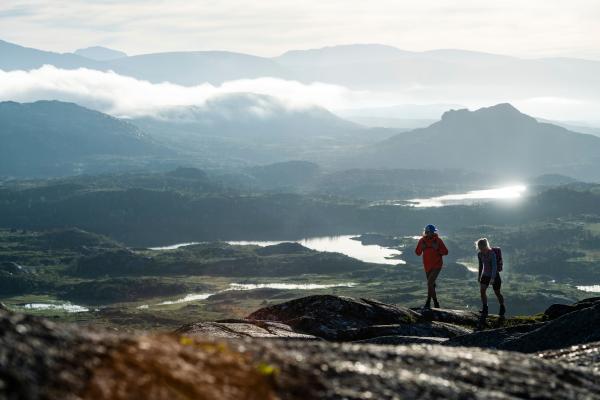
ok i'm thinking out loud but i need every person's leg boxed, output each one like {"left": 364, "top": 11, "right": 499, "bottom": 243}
{"left": 493, "top": 276, "right": 505, "bottom": 316}
{"left": 427, "top": 268, "right": 441, "bottom": 307}
{"left": 480, "top": 283, "right": 489, "bottom": 316}
{"left": 493, "top": 288, "right": 504, "bottom": 305}
{"left": 424, "top": 270, "right": 432, "bottom": 308}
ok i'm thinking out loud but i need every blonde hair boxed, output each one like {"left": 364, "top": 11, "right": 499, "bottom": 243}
{"left": 475, "top": 238, "right": 491, "bottom": 251}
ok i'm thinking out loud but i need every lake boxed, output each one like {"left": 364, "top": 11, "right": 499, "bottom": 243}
{"left": 228, "top": 235, "right": 405, "bottom": 265}
{"left": 372, "top": 184, "right": 528, "bottom": 207}
{"left": 408, "top": 184, "right": 527, "bottom": 207}
{"left": 577, "top": 285, "right": 600, "bottom": 293}
{"left": 149, "top": 235, "right": 405, "bottom": 265}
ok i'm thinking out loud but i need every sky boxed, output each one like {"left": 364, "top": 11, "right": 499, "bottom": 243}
{"left": 1, "top": 0, "right": 599, "bottom": 59}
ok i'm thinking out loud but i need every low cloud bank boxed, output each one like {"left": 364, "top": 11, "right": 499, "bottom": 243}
{"left": 0, "top": 65, "right": 358, "bottom": 118}
{"left": 1, "top": 65, "right": 598, "bottom": 125}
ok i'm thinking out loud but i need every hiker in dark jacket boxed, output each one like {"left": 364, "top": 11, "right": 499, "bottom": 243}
{"left": 476, "top": 238, "right": 505, "bottom": 317}
{"left": 415, "top": 224, "right": 448, "bottom": 309}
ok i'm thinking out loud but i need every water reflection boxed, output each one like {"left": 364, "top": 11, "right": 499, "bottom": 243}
{"left": 157, "top": 293, "right": 213, "bottom": 305}
{"left": 21, "top": 302, "right": 89, "bottom": 313}
{"left": 227, "top": 282, "right": 357, "bottom": 291}
{"left": 577, "top": 285, "right": 600, "bottom": 293}
{"left": 148, "top": 242, "right": 200, "bottom": 250}
{"left": 228, "top": 235, "right": 405, "bottom": 265}
{"left": 408, "top": 185, "right": 527, "bottom": 207}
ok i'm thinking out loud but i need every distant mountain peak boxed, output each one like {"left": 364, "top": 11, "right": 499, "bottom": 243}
{"left": 74, "top": 46, "right": 127, "bottom": 61}
{"left": 441, "top": 103, "right": 533, "bottom": 124}
{"left": 481, "top": 103, "right": 521, "bottom": 113}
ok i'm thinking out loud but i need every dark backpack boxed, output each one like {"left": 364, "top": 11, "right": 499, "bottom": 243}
{"left": 491, "top": 247, "right": 503, "bottom": 272}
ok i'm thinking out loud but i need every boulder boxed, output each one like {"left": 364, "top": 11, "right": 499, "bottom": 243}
{"left": 247, "top": 295, "right": 420, "bottom": 340}
{"left": 500, "top": 303, "right": 600, "bottom": 353}
{"left": 544, "top": 297, "right": 600, "bottom": 320}
{"left": 447, "top": 302, "right": 600, "bottom": 352}
{"left": 445, "top": 322, "right": 546, "bottom": 348}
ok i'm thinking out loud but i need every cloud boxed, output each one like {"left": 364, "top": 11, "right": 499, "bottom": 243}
{"left": 1, "top": 65, "right": 599, "bottom": 124}
{"left": 0, "top": 65, "right": 359, "bottom": 117}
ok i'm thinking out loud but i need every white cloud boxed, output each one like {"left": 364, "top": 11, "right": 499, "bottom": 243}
{"left": 1, "top": 65, "right": 598, "bottom": 124}
{"left": 0, "top": 65, "right": 359, "bottom": 117}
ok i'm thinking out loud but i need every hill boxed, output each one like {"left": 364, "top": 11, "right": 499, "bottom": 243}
{"left": 0, "top": 39, "right": 103, "bottom": 71}
{"left": 348, "top": 103, "right": 600, "bottom": 181}
{"left": 74, "top": 46, "right": 127, "bottom": 61}
{"left": 107, "top": 51, "right": 289, "bottom": 85}
{"left": 275, "top": 44, "right": 600, "bottom": 97}
{"left": 0, "top": 101, "right": 164, "bottom": 177}
{"left": 130, "top": 93, "right": 379, "bottom": 165}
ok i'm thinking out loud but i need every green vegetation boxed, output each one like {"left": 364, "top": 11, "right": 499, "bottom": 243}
{"left": 1, "top": 169, "right": 599, "bottom": 331}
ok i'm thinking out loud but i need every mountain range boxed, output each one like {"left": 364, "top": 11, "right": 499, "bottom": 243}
{"left": 2, "top": 99, "right": 600, "bottom": 182}
{"left": 2, "top": 39, "right": 599, "bottom": 98}
{"left": 0, "top": 101, "right": 163, "bottom": 177}
{"left": 347, "top": 103, "right": 600, "bottom": 181}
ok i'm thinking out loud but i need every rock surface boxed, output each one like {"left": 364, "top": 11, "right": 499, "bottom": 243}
{"left": 352, "top": 335, "right": 448, "bottom": 345}
{"left": 247, "top": 295, "right": 420, "bottom": 340}
{"left": 539, "top": 341, "right": 600, "bottom": 372}
{"left": 175, "top": 319, "right": 318, "bottom": 340}
{"left": 544, "top": 297, "right": 600, "bottom": 320}
{"left": 417, "top": 307, "right": 481, "bottom": 327}
{"left": 500, "top": 303, "right": 600, "bottom": 353}
{"left": 337, "top": 321, "right": 471, "bottom": 342}
{"left": 2, "top": 307, "right": 600, "bottom": 399}
{"left": 447, "top": 302, "right": 600, "bottom": 352}
{"left": 445, "top": 322, "right": 545, "bottom": 348}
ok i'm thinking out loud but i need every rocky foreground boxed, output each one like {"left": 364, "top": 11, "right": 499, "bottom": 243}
{"left": 1, "top": 296, "right": 600, "bottom": 399}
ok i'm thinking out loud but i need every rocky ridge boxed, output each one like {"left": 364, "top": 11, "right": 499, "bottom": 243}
{"left": 1, "top": 295, "right": 600, "bottom": 399}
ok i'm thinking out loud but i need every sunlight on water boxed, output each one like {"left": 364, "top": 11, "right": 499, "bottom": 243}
{"left": 148, "top": 242, "right": 200, "bottom": 250}
{"left": 227, "top": 282, "right": 357, "bottom": 291}
{"left": 157, "top": 293, "right": 214, "bottom": 305}
{"left": 22, "top": 302, "right": 89, "bottom": 313}
{"left": 228, "top": 235, "right": 405, "bottom": 265}
{"left": 148, "top": 282, "right": 359, "bottom": 309}
{"left": 577, "top": 285, "right": 600, "bottom": 293}
{"left": 408, "top": 185, "right": 527, "bottom": 207}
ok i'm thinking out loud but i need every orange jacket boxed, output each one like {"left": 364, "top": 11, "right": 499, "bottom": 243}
{"left": 415, "top": 234, "right": 448, "bottom": 271}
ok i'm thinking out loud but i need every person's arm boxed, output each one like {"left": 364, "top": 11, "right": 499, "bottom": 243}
{"left": 437, "top": 238, "right": 449, "bottom": 256}
{"left": 478, "top": 253, "right": 483, "bottom": 282}
{"left": 415, "top": 238, "right": 424, "bottom": 255}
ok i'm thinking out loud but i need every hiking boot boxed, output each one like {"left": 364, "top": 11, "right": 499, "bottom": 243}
{"left": 480, "top": 305, "right": 489, "bottom": 317}
{"left": 423, "top": 301, "right": 431, "bottom": 309}
{"left": 433, "top": 299, "right": 440, "bottom": 308}
{"left": 499, "top": 304, "right": 506, "bottom": 317}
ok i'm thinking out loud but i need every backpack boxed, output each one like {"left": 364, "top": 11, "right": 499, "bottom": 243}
{"left": 491, "top": 247, "right": 503, "bottom": 272}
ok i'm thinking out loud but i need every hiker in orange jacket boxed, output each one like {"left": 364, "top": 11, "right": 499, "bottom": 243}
{"left": 415, "top": 224, "right": 449, "bottom": 309}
